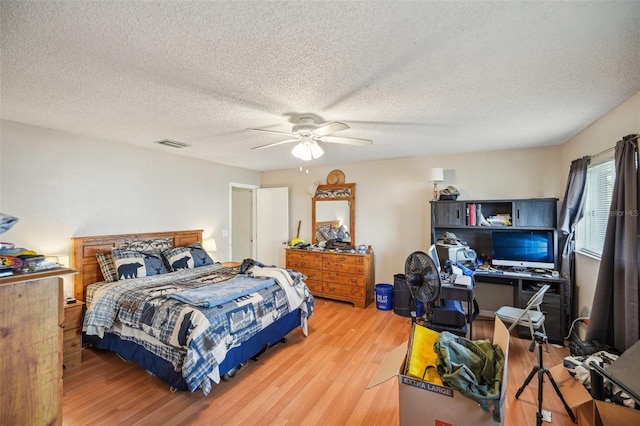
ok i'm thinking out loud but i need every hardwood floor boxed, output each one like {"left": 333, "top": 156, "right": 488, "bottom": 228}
{"left": 62, "top": 298, "right": 575, "bottom": 425}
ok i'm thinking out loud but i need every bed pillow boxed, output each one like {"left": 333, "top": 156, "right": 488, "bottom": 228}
{"left": 162, "top": 243, "right": 214, "bottom": 271}
{"left": 111, "top": 248, "right": 168, "bottom": 280}
{"left": 96, "top": 253, "right": 118, "bottom": 282}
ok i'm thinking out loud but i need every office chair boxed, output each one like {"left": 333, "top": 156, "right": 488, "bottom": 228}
{"left": 495, "top": 284, "right": 550, "bottom": 351}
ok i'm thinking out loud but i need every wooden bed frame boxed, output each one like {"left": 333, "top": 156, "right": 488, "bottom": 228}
{"left": 71, "top": 229, "right": 203, "bottom": 302}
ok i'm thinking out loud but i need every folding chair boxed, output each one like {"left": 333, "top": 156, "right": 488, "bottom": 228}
{"left": 495, "top": 284, "right": 550, "bottom": 351}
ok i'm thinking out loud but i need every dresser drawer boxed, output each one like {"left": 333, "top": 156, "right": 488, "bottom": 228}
{"left": 304, "top": 280, "right": 323, "bottom": 293}
{"left": 62, "top": 304, "right": 84, "bottom": 329}
{"left": 286, "top": 252, "right": 323, "bottom": 269}
{"left": 64, "top": 350, "right": 82, "bottom": 369}
{"left": 323, "top": 282, "right": 365, "bottom": 298}
{"left": 322, "top": 253, "right": 356, "bottom": 267}
{"left": 323, "top": 262, "right": 366, "bottom": 274}
{"left": 292, "top": 267, "right": 322, "bottom": 282}
{"left": 323, "top": 271, "right": 365, "bottom": 287}
{"left": 63, "top": 327, "right": 82, "bottom": 353}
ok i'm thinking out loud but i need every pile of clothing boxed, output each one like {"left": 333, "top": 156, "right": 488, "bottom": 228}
{"left": 563, "top": 351, "right": 638, "bottom": 410}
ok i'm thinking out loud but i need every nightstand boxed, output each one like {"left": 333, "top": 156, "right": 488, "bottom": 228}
{"left": 62, "top": 300, "right": 84, "bottom": 368}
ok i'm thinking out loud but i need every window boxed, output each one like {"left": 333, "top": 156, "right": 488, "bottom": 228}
{"left": 576, "top": 157, "right": 615, "bottom": 258}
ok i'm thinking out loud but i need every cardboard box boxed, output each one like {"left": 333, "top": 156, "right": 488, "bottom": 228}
{"left": 368, "top": 317, "right": 510, "bottom": 426}
{"left": 549, "top": 363, "right": 640, "bottom": 426}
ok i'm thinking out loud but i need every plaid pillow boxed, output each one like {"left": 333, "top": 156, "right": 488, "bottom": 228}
{"left": 96, "top": 253, "right": 118, "bottom": 282}
{"left": 111, "top": 248, "right": 168, "bottom": 280}
{"left": 162, "top": 243, "right": 213, "bottom": 271}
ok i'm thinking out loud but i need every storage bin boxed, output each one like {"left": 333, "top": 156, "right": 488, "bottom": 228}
{"left": 375, "top": 283, "right": 394, "bottom": 310}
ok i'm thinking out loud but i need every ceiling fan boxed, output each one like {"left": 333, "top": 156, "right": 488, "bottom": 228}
{"left": 249, "top": 116, "right": 372, "bottom": 161}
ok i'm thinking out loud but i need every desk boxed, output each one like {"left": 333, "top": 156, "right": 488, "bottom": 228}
{"left": 473, "top": 270, "right": 568, "bottom": 344}
{"left": 438, "top": 281, "right": 475, "bottom": 339}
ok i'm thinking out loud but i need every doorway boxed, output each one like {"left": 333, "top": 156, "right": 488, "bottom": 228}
{"left": 230, "top": 184, "right": 257, "bottom": 262}
{"left": 230, "top": 184, "right": 289, "bottom": 267}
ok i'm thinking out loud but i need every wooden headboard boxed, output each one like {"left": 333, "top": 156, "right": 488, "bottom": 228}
{"left": 71, "top": 229, "right": 203, "bottom": 302}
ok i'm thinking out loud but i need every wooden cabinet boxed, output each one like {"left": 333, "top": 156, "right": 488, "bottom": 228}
{"left": 0, "top": 268, "right": 74, "bottom": 426}
{"left": 432, "top": 201, "right": 466, "bottom": 226}
{"left": 286, "top": 249, "right": 374, "bottom": 308}
{"left": 512, "top": 199, "right": 557, "bottom": 228}
{"left": 63, "top": 301, "right": 85, "bottom": 368}
{"left": 518, "top": 279, "right": 565, "bottom": 344}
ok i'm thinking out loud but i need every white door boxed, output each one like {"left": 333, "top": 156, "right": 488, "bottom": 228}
{"left": 256, "top": 187, "right": 289, "bottom": 267}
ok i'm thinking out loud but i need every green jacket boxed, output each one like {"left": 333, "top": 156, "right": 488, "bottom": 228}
{"left": 434, "top": 331, "right": 505, "bottom": 421}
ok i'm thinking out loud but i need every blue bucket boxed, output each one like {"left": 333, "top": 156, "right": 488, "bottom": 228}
{"left": 375, "top": 283, "right": 394, "bottom": 310}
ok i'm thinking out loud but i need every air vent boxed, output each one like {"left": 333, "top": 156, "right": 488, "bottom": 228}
{"left": 155, "top": 139, "right": 190, "bottom": 148}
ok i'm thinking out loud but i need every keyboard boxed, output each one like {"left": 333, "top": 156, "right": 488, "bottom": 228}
{"left": 506, "top": 271, "right": 532, "bottom": 277}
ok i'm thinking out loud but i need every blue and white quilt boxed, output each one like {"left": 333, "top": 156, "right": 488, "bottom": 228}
{"left": 83, "top": 263, "right": 314, "bottom": 394}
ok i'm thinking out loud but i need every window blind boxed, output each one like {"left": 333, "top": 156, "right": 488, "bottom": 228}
{"left": 576, "top": 158, "right": 615, "bottom": 258}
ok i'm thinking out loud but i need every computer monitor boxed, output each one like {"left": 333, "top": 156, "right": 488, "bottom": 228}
{"left": 428, "top": 244, "right": 441, "bottom": 273}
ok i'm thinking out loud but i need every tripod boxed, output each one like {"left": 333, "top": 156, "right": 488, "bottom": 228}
{"left": 515, "top": 331, "right": 576, "bottom": 425}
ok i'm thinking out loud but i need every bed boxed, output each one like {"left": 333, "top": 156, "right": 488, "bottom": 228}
{"left": 71, "top": 230, "right": 314, "bottom": 395}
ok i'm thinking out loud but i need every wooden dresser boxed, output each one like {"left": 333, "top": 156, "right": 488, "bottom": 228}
{"left": 0, "top": 268, "right": 75, "bottom": 426}
{"left": 63, "top": 300, "right": 85, "bottom": 368}
{"left": 286, "top": 249, "right": 374, "bottom": 308}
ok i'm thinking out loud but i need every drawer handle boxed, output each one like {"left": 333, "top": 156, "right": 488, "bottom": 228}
{"left": 60, "top": 324, "right": 65, "bottom": 329}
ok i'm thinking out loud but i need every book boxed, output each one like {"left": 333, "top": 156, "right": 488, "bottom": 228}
{"left": 469, "top": 204, "right": 476, "bottom": 226}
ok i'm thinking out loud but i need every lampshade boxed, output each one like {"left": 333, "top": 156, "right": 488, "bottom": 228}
{"left": 429, "top": 167, "right": 444, "bottom": 182}
{"left": 203, "top": 238, "right": 217, "bottom": 252}
{"left": 291, "top": 138, "right": 324, "bottom": 161}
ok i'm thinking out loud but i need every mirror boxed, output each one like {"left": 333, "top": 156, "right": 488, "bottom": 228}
{"left": 312, "top": 183, "right": 356, "bottom": 244}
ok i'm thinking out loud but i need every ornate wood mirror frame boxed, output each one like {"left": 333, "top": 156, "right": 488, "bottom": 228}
{"left": 312, "top": 183, "right": 356, "bottom": 244}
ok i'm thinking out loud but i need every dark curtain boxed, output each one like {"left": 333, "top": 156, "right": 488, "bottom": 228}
{"left": 558, "top": 156, "right": 590, "bottom": 333}
{"left": 586, "top": 134, "right": 640, "bottom": 353}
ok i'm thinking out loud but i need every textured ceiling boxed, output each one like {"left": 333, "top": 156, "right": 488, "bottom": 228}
{"left": 1, "top": 1, "right": 639, "bottom": 171}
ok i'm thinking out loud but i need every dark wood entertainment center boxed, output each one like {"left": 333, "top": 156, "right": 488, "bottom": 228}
{"left": 430, "top": 198, "right": 569, "bottom": 344}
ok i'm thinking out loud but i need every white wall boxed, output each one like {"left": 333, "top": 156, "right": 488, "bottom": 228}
{"left": 261, "top": 145, "right": 565, "bottom": 286}
{"left": 0, "top": 120, "right": 260, "bottom": 295}
{"left": 560, "top": 90, "right": 640, "bottom": 338}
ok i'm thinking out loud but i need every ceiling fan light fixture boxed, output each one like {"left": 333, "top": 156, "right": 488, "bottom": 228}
{"left": 291, "top": 140, "right": 324, "bottom": 161}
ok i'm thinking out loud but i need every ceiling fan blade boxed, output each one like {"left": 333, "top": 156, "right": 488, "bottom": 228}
{"left": 248, "top": 128, "right": 296, "bottom": 137}
{"left": 251, "top": 139, "right": 300, "bottom": 150}
{"left": 313, "top": 121, "right": 349, "bottom": 136}
{"left": 320, "top": 135, "right": 373, "bottom": 146}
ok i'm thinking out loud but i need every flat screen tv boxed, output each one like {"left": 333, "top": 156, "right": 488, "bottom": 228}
{"left": 491, "top": 230, "right": 555, "bottom": 270}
